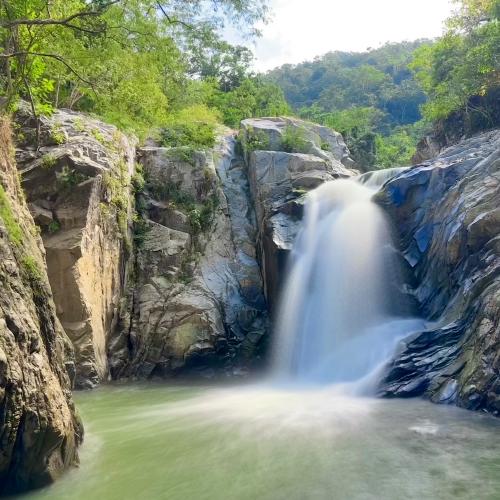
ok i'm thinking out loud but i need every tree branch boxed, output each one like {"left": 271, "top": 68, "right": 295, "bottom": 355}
{"left": 0, "top": 51, "right": 96, "bottom": 92}
{"left": 0, "top": 1, "right": 120, "bottom": 28}
{"left": 155, "top": 2, "right": 193, "bottom": 30}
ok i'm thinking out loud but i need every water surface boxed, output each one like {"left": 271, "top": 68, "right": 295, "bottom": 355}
{"left": 22, "top": 383, "right": 500, "bottom": 500}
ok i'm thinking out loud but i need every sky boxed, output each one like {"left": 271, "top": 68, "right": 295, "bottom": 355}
{"left": 234, "top": 0, "right": 456, "bottom": 72}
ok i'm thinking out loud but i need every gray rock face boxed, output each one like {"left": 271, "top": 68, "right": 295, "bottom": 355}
{"left": 109, "top": 134, "right": 268, "bottom": 378}
{"left": 241, "top": 118, "right": 355, "bottom": 308}
{"left": 241, "top": 116, "right": 354, "bottom": 167}
{"left": 378, "top": 130, "right": 500, "bottom": 414}
{"left": 0, "top": 118, "right": 81, "bottom": 494}
{"left": 411, "top": 134, "right": 444, "bottom": 164}
{"left": 15, "top": 106, "right": 135, "bottom": 388}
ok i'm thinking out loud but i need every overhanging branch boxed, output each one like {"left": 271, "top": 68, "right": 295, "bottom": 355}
{"left": 0, "top": 1, "right": 120, "bottom": 29}
{"left": 0, "top": 51, "right": 96, "bottom": 91}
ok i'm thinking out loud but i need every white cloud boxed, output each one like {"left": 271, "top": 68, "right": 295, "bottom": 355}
{"left": 235, "top": 0, "right": 455, "bottom": 71}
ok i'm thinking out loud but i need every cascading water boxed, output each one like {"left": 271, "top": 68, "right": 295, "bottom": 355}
{"left": 272, "top": 170, "right": 425, "bottom": 393}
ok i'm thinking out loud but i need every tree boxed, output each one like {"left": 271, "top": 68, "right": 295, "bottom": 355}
{"left": 0, "top": 0, "right": 269, "bottom": 141}
{"left": 411, "top": 0, "right": 500, "bottom": 124}
{"left": 209, "top": 77, "right": 291, "bottom": 128}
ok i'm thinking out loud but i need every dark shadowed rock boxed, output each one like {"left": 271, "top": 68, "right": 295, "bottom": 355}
{"left": 0, "top": 117, "right": 82, "bottom": 494}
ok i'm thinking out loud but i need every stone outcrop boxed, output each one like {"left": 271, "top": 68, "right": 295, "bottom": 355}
{"left": 241, "top": 117, "right": 355, "bottom": 307}
{"left": 240, "top": 116, "right": 354, "bottom": 168}
{"left": 14, "top": 107, "right": 135, "bottom": 388}
{"left": 109, "top": 135, "right": 268, "bottom": 378}
{"left": 378, "top": 130, "right": 500, "bottom": 414}
{"left": 411, "top": 135, "right": 444, "bottom": 164}
{"left": 0, "top": 117, "right": 82, "bottom": 494}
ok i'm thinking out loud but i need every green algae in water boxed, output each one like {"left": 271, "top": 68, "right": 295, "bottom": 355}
{"left": 20, "top": 384, "right": 500, "bottom": 500}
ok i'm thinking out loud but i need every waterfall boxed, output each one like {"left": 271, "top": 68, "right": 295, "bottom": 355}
{"left": 272, "top": 171, "right": 424, "bottom": 393}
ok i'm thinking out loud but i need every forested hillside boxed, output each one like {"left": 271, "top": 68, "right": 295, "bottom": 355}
{"left": 411, "top": 0, "right": 500, "bottom": 149}
{"left": 0, "top": 0, "right": 498, "bottom": 166}
{"left": 266, "top": 0, "right": 499, "bottom": 169}
{"left": 265, "top": 41, "right": 428, "bottom": 168}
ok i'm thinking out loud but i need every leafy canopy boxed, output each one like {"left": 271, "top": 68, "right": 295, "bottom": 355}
{"left": 411, "top": 0, "right": 500, "bottom": 122}
{"left": 0, "top": 0, "right": 282, "bottom": 140}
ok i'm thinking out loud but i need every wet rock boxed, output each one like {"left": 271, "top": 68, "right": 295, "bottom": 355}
{"left": 379, "top": 130, "right": 500, "bottom": 415}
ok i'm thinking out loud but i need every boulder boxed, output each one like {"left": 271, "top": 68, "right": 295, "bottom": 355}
{"left": 240, "top": 116, "right": 354, "bottom": 167}
{"left": 242, "top": 122, "right": 355, "bottom": 309}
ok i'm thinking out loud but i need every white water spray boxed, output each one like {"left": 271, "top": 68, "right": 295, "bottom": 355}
{"left": 272, "top": 171, "right": 424, "bottom": 393}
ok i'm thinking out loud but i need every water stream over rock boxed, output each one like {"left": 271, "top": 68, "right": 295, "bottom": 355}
{"left": 273, "top": 173, "right": 424, "bottom": 393}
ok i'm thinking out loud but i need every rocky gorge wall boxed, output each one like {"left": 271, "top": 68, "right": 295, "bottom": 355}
{"left": 15, "top": 106, "right": 135, "bottom": 389}
{"left": 109, "top": 135, "right": 268, "bottom": 378}
{"left": 379, "top": 131, "right": 500, "bottom": 414}
{"left": 0, "top": 117, "right": 81, "bottom": 494}
{"left": 2, "top": 106, "right": 500, "bottom": 492}
{"left": 4, "top": 107, "right": 500, "bottom": 432}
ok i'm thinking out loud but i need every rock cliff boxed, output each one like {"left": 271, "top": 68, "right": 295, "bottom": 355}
{"left": 379, "top": 130, "right": 500, "bottom": 414}
{"left": 15, "top": 106, "right": 135, "bottom": 388}
{"left": 109, "top": 134, "right": 268, "bottom": 378}
{"left": 7, "top": 108, "right": 500, "bottom": 421}
{"left": 241, "top": 117, "right": 354, "bottom": 307}
{"left": 0, "top": 117, "right": 81, "bottom": 494}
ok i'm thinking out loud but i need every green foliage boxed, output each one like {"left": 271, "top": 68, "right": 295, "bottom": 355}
{"left": 199, "top": 194, "right": 219, "bottom": 232}
{"left": 210, "top": 77, "right": 291, "bottom": 128}
{"left": 56, "top": 166, "right": 88, "bottom": 188}
{"left": 161, "top": 124, "right": 216, "bottom": 150}
{"left": 160, "top": 105, "right": 220, "bottom": 150}
{"left": 41, "top": 153, "right": 57, "bottom": 169}
{"left": 21, "top": 255, "right": 43, "bottom": 284}
{"left": 411, "top": 1, "right": 500, "bottom": 125}
{"left": 73, "top": 118, "right": 86, "bottom": 132}
{"left": 117, "top": 210, "right": 129, "bottom": 244}
{"left": 147, "top": 178, "right": 219, "bottom": 234}
{"left": 0, "top": 184, "right": 23, "bottom": 246}
{"left": 51, "top": 124, "right": 65, "bottom": 144}
{"left": 186, "top": 196, "right": 219, "bottom": 235}
{"left": 47, "top": 220, "right": 61, "bottom": 234}
{"left": 268, "top": 41, "right": 427, "bottom": 128}
{"left": 131, "top": 169, "right": 146, "bottom": 194}
{"left": 244, "top": 128, "right": 270, "bottom": 153}
{"left": 375, "top": 130, "right": 417, "bottom": 168}
{"left": 90, "top": 128, "right": 107, "bottom": 145}
{"left": 0, "top": 0, "right": 269, "bottom": 139}
{"left": 266, "top": 41, "right": 430, "bottom": 167}
{"left": 280, "top": 126, "right": 309, "bottom": 153}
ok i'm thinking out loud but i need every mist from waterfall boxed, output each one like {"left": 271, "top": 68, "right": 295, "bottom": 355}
{"left": 272, "top": 172, "right": 424, "bottom": 393}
